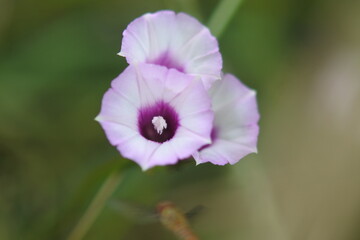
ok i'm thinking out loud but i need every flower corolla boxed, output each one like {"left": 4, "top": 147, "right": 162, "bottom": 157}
{"left": 97, "top": 11, "right": 259, "bottom": 170}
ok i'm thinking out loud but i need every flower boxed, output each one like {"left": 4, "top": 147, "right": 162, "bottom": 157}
{"left": 193, "top": 74, "right": 260, "bottom": 165}
{"left": 118, "top": 10, "right": 222, "bottom": 89}
{"left": 96, "top": 63, "right": 214, "bottom": 170}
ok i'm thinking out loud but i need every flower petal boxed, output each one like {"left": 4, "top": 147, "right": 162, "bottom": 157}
{"left": 193, "top": 74, "right": 260, "bottom": 165}
{"left": 169, "top": 79, "right": 212, "bottom": 119}
{"left": 97, "top": 63, "right": 214, "bottom": 170}
{"left": 96, "top": 88, "right": 138, "bottom": 127}
{"left": 120, "top": 10, "right": 222, "bottom": 88}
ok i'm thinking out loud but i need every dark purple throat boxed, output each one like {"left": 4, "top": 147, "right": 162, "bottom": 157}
{"left": 150, "top": 52, "right": 184, "bottom": 72}
{"left": 198, "top": 127, "right": 218, "bottom": 151}
{"left": 138, "top": 101, "right": 179, "bottom": 143}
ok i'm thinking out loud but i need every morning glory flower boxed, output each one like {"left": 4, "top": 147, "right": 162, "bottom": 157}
{"left": 119, "top": 10, "right": 222, "bottom": 89}
{"left": 96, "top": 63, "right": 214, "bottom": 170}
{"left": 193, "top": 74, "right": 260, "bottom": 165}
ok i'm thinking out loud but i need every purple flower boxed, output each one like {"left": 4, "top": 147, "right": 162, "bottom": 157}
{"left": 96, "top": 63, "right": 214, "bottom": 170}
{"left": 119, "top": 10, "right": 222, "bottom": 89}
{"left": 193, "top": 74, "right": 260, "bottom": 165}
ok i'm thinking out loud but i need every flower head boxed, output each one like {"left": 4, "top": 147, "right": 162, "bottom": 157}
{"left": 119, "top": 10, "right": 222, "bottom": 89}
{"left": 193, "top": 74, "right": 260, "bottom": 165}
{"left": 96, "top": 63, "right": 214, "bottom": 170}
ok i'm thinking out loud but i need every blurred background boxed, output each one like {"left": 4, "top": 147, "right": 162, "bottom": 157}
{"left": 1, "top": 0, "right": 360, "bottom": 239}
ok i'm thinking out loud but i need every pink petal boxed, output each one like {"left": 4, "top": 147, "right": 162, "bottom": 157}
{"left": 119, "top": 10, "right": 222, "bottom": 88}
{"left": 96, "top": 63, "right": 214, "bottom": 170}
{"left": 193, "top": 74, "right": 260, "bottom": 165}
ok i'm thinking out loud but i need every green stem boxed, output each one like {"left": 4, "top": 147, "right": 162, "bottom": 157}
{"left": 66, "top": 171, "right": 123, "bottom": 240}
{"left": 207, "top": 0, "right": 245, "bottom": 38}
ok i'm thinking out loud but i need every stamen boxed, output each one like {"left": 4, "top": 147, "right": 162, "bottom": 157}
{"left": 152, "top": 116, "right": 167, "bottom": 135}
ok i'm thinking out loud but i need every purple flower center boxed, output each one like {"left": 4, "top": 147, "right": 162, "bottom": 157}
{"left": 138, "top": 101, "right": 179, "bottom": 143}
{"left": 151, "top": 51, "right": 184, "bottom": 72}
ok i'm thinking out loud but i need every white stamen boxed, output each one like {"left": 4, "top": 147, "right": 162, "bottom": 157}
{"left": 152, "top": 116, "right": 167, "bottom": 135}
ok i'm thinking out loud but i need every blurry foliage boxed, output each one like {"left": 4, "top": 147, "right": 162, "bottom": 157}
{"left": 1, "top": 0, "right": 360, "bottom": 239}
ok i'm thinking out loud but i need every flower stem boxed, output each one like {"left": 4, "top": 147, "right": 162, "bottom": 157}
{"left": 207, "top": 0, "right": 245, "bottom": 38}
{"left": 66, "top": 170, "right": 123, "bottom": 240}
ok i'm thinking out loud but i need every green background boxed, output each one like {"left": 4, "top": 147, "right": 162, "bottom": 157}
{"left": 1, "top": 0, "right": 360, "bottom": 239}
